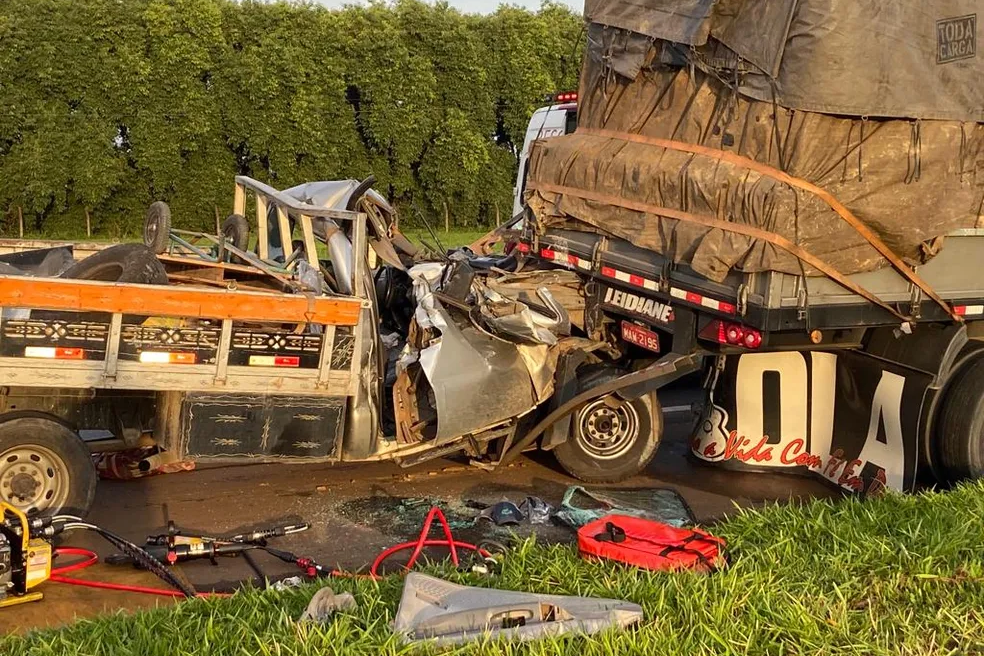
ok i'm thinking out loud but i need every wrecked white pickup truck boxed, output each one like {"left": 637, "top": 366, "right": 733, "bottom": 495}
{"left": 0, "top": 176, "right": 682, "bottom": 518}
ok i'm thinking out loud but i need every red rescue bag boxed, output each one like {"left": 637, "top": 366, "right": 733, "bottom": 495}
{"left": 577, "top": 515, "right": 726, "bottom": 572}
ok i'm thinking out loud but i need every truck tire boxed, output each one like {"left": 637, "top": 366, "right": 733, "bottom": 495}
{"left": 51, "top": 244, "right": 168, "bottom": 323}
{"left": 61, "top": 243, "right": 168, "bottom": 285}
{"left": 0, "top": 262, "right": 25, "bottom": 276}
{"left": 937, "top": 357, "right": 984, "bottom": 482}
{"left": 222, "top": 213, "right": 250, "bottom": 252}
{"left": 553, "top": 373, "right": 663, "bottom": 483}
{"left": 0, "top": 415, "right": 97, "bottom": 517}
{"left": 143, "top": 201, "right": 172, "bottom": 254}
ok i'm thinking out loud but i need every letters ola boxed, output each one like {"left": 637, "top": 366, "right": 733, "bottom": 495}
{"left": 693, "top": 351, "right": 919, "bottom": 493}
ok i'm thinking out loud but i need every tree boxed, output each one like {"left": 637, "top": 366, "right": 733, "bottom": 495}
{"left": 0, "top": 0, "right": 583, "bottom": 236}
{"left": 215, "top": 1, "right": 368, "bottom": 188}
{"left": 487, "top": 2, "right": 582, "bottom": 149}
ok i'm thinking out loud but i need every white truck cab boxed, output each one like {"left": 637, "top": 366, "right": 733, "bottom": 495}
{"left": 512, "top": 95, "right": 578, "bottom": 217}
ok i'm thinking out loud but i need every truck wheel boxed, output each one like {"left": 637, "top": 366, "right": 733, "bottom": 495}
{"left": 553, "top": 379, "right": 662, "bottom": 483}
{"left": 221, "top": 213, "right": 250, "bottom": 252}
{"left": 61, "top": 243, "right": 168, "bottom": 285}
{"left": 143, "top": 201, "right": 172, "bottom": 254}
{"left": 937, "top": 358, "right": 984, "bottom": 482}
{"left": 53, "top": 244, "right": 168, "bottom": 323}
{"left": 0, "top": 416, "right": 97, "bottom": 517}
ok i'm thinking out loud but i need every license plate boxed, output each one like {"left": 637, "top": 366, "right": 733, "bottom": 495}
{"left": 621, "top": 321, "right": 660, "bottom": 353}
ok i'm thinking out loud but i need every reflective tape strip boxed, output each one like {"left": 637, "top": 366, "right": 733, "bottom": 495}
{"left": 24, "top": 346, "right": 85, "bottom": 360}
{"left": 139, "top": 351, "right": 196, "bottom": 364}
{"left": 955, "top": 305, "right": 984, "bottom": 316}
{"left": 599, "top": 264, "right": 658, "bottom": 291}
{"left": 539, "top": 247, "right": 591, "bottom": 271}
{"left": 24, "top": 347, "right": 58, "bottom": 359}
{"left": 249, "top": 355, "right": 300, "bottom": 367}
{"left": 670, "top": 287, "right": 736, "bottom": 315}
{"left": 539, "top": 243, "right": 733, "bottom": 314}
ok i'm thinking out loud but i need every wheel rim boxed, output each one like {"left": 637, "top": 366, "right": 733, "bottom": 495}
{"left": 574, "top": 396, "right": 640, "bottom": 460}
{"left": 0, "top": 444, "right": 71, "bottom": 514}
{"left": 145, "top": 217, "right": 159, "bottom": 245}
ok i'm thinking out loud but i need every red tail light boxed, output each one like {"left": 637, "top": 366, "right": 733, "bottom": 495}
{"left": 743, "top": 330, "right": 762, "bottom": 349}
{"left": 702, "top": 321, "right": 762, "bottom": 349}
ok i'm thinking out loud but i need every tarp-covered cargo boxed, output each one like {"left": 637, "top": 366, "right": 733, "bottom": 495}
{"left": 528, "top": 0, "right": 984, "bottom": 282}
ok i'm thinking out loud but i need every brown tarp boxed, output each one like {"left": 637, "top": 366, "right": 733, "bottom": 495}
{"left": 529, "top": 1, "right": 984, "bottom": 282}
{"left": 584, "top": 0, "right": 983, "bottom": 121}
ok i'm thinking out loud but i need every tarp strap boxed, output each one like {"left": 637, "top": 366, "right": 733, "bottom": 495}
{"left": 529, "top": 181, "right": 909, "bottom": 322}
{"left": 576, "top": 127, "right": 962, "bottom": 323}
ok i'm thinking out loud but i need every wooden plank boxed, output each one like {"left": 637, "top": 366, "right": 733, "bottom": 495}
{"left": 299, "top": 215, "right": 320, "bottom": 268}
{"left": 276, "top": 205, "right": 292, "bottom": 259}
{"left": 104, "top": 313, "right": 123, "bottom": 379}
{"left": 0, "top": 357, "right": 354, "bottom": 397}
{"left": 213, "top": 240, "right": 298, "bottom": 291}
{"left": 0, "top": 238, "right": 109, "bottom": 251}
{"left": 316, "top": 324, "right": 335, "bottom": 387}
{"left": 168, "top": 265, "right": 225, "bottom": 281}
{"left": 233, "top": 182, "right": 246, "bottom": 216}
{"left": 166, "top": 273, "right": 286, "bottom": 295}
{"left": 351, "top": 212, "right": 367, "bottom": 297}
{"left": 166, "top": 274, "right": 234, "bottom": 289}
{"left": 181, "top": 232, "right": 299, "bottom": 291}
{"left": 0, "top": 275, "right": 363, "bottom": 325}
{"left": 214, "top": 319, "right": 232, "bottom": 383}
{"left": 256, "top": 195, "right": 269, "bottom": 260}
{"left": 157, "top": 253, "right": 280, "bottom": 275}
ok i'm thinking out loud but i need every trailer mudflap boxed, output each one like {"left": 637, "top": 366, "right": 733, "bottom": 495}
{"left": 693, "top": 349, "right": 934, "bottom": 494}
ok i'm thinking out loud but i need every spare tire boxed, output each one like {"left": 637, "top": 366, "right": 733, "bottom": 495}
{"left": 0, "top": 262, "right": 26, "bottom": 276}
{"left": 143, "top": 201, "right": 172, "bottom": 254}
{"left": 61, "top": 243, "right": 168, "bottom": 285}
{"left": 221, "top": 213, "right": 250, "bottom": 252}
{"left": 43, "top": 244, "right": 169, "bottom": 324}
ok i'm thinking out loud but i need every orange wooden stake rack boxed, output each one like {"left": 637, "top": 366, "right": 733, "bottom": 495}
{"left": 0, "top": 275, "right": 363, "bottom": 326}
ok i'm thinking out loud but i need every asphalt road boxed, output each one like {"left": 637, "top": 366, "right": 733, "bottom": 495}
{"left": 0, "top": 383, "right": 837, "bottom": 634}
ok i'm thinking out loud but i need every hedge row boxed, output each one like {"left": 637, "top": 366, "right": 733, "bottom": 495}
{"left": 0, "top": 0, "right": 582, "bottom": 237}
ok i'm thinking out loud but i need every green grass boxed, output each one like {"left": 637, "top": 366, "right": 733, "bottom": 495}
{"left": 6, "top": 483, "right": 984, "bottom": 655}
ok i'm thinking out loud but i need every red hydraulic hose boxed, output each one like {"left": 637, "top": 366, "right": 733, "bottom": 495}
{"left": 49, "top": 547, "right": 98, "bottom": 573}
{"left": 368, "top": 506, "right": 488, "bottom": 578}
{"left": 51, "top": 505, "right": 487, "bottom": 594}
{"left": 408, "top": 507, "right": 459, "bottom": 568}
{"left": 369, "top": 539, "right": 487, "bottom": 578}
{"left": 51, "top": 548, "right": 226, "bottom": 598}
